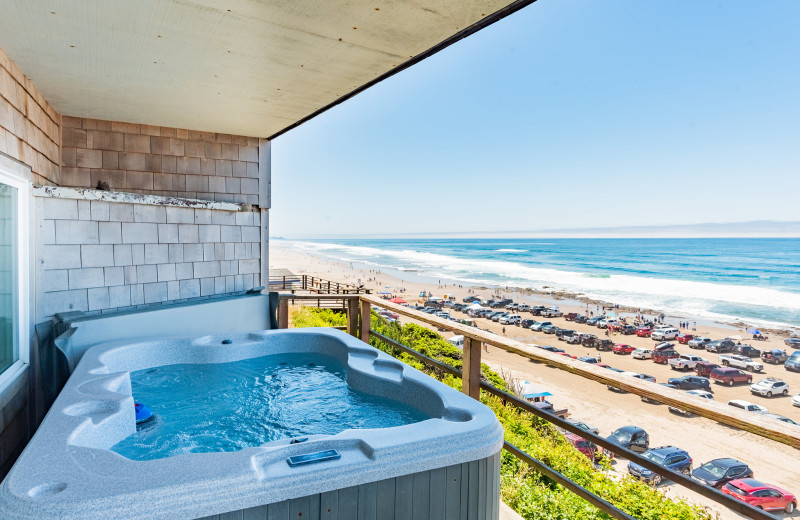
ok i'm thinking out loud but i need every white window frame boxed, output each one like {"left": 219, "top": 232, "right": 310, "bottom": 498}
{"left": 0, "top": 156, "right": 31, "bottom": 393}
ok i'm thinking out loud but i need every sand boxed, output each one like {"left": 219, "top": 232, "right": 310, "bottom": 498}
{"left": 270, "top": 242, "right": 800, "bottom": 520}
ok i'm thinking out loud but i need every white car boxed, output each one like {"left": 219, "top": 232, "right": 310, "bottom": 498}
{"left": 518, "top": 304, "right": 531, "bottom": 312}
{"left": 632, "top": 348, "right": 653, "bottom": 360}
{"left": 499, "top": 314, "right": 521, "bottom": 325}
{"left": 793, "top": 393, "right": 800, "bottom": 407}
{"left": 750, "top": 378, "right": 790, "bottom": 397}
{"left": 728, "top": 399, "right": 769, "bottom": 414}
{"left": 668, "top": 389, "right": 713, "bottom": 416}
{"left": 651, "top": 328, "right": 679, "bottom": 341}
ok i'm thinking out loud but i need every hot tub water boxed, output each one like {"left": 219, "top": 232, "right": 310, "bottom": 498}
{"left": 111, "top": 353, "right": 427, "bottom": 461}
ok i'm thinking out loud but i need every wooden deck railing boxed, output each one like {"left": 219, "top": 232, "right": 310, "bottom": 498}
{"left": 269, "top": 274, "right": 369, "bottom": 294}
{"left": 277, "top": 292, "right": 795, "bottom": 520}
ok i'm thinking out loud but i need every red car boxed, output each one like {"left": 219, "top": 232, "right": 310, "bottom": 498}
{"left": 722, "top": 478, "right": 796, "bottom": 514}
{"left": 676, "top": 333, "right": 694, "bottom": 344}
{"left": 612, "top": 344, "right": 636, "bottom": 355}
{"left": 565, "top": 432, "right": 599, "bottom": 461}
{"left": 652, "top": 349, "right": 679, "bottom": 364}
{"left": 635, "top": 327, "right": 652, "bottom": 337}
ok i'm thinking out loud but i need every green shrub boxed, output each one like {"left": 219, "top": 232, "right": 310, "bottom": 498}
{"left": 290, "top": 306, "right": 347, "bottom": 328}
{"left": 296, "top": 308, "right": 714, "bottom": 520}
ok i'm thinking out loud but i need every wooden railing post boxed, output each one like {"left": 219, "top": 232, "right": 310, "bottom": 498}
{"left": 278, "top": 298, "right": 289, "bottom": 329}
{"left": 360, "top": 299, "right": 371, "bottom": 343}
{"left": 462, "top": 337, "right": 481, "bottom": 399}
{"left": 347, "top": 298, "right": 359, "bottom": 337}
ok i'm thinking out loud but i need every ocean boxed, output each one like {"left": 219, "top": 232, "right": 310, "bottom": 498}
{"left": 280, "top": 238, "right": 800, "bottom": 330}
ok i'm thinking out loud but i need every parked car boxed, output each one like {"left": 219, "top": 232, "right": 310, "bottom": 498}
{"left": 694, "top": 361, "right": 719, "bottom": 377}
{"left": 499, "top": 314, "right": 521, "bottom": 325}
{"left": 491, "top": 312, "right": 507, "bottom": 322}
{"left": 520, "top": 319, "right": 536, "bottom": 328}
{"left": 530, "top": 321, "right": 553, "bottom": 331}
{"left": 462, "top": 296, "right": 481, "bottom": 303}
{"left": 573, "top": 314, "right": 587, "bottom": 324}
{"left": 566, "top": 334, "right": 583, "bottom": 344}
{"left": 542, "top": 325, "right": 557, "bottom": 334}
{"left": 668, "top": 389, "right": 713, "bottom": 416}
{"left": 669, "top": 354, "right": 706, "bottom": 371}
{"left": 607, "top": 371, "right": 654, "bottom": 393}
{"left": 706, "top": 339, "right": 736, "bottom": 353}
{"left": 785, "top": 351, "right": 800, "bottom": 372}
{"left": 505, "top": 303, "right": 519, "bottom": 311}
{"left": 722, "top": 479, "right": 797, "bottom": 514}
{"left": 541, "top": 307, "right": 563, "bottom": 318}
{"left": 651, "top": 328, "right": 679, "bottom": 341}
{"left": 718, "top": 354, "right": 763, "bottom": 372}
{"left": 564, "top": 418, "right": 599, "bottom": 435}
{"left": 761, "top": 349, "right": 789, "bottom": 364}
{"left": 732, "top": 344, "right": 761, "bottom": 358}
{"left": 612, "top": 344, "right": 636, "bottom": 355}
{"left": 536, "top": 345, "right": 566, "bottom": 354}
{"left": 631, "top": 348, "right": 653, "bottom": 360}
{"left": 604, "top": 426, "right": 649, "bottom": 458}
{"left": 728, "top": 399, "right": 768, "bottom": 414}
{"left": 794, "top": 393, "right": 800, "bottom": 407}
{"left": 581, "top": 334, "right": 598, "bottom": 347}
{"left": 750, "top": 378, "right": 789, "bottom": 397}
{"left": 564, "top": 312, "right": 579, "bottom": 321}
{"left": 763, "top": 413, "right": 799, "bottom": 426}
{"left": 710, "top": 367, "right": 753, "bottom": 386}
{"left": 555, "top": 329, "right": 575, "bottom": 340}
{"left": 628, "top": 446, "right": 693, "bottom": 485}
{"left": 692, "top": 458, "right": 753, "bottom": 488}
{"left": 595, "top": 339, "right": 614, "bottom": 351}
{"left": 785, "top": 337, "right": 800, "bottom": 348}
{"left": 530, "top": 306, "right": 547, "bottom": 316}
{"left": 676, "top": 333, "right": 695, "bottom": 344}
{"left": 688, "top": 337, "right": 712, "bottom": 349}
{"left": 635, "top": 326, "right": 653, "bottom": 337}
{"left": 668, "top": 375, "right": 711, "bottom": 391}
{"left": 517, "top": 304, "right": 531, "bottom": 312}
{"left": 642, "top": 383, "right": 677, "bottom": 403}
{"left": 565, "top": 432, "right": 599, "bottom": 461}
{"left": 652, "top": 349, "right": 679, "bottom": 364}
{"left": 615, "top": 324, "right": 633, "bottom": 335}
{"left": 578, "top": 356, "right": 600, "bottom": 364}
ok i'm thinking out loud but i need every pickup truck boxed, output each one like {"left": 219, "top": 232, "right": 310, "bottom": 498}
{"left": 669, "top": 354, "right": 706, "bottom": 371}
{"left": 718, "top": 354, "right": 763, "bottom": 372}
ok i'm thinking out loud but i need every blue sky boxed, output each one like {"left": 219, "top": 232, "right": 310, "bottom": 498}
{"left": 271, "top": 0, "right": 800, "bottom": 238}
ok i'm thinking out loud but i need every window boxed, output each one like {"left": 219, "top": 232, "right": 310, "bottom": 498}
{"left": 0, "top": 157, "right": 30, "bottom": 391}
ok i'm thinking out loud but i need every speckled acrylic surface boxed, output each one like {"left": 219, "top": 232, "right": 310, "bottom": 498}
{"left": 0, "top": 328, "right": 504, "bottom": 519}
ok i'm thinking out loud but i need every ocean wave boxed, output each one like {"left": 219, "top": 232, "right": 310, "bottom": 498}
{"left": 280, "top": 240, "right": 800, "bottom": 328}
{"left": 495, "top": 249, "right": 527, "bottom": 253}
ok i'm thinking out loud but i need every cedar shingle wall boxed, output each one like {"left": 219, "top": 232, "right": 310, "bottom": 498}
{"left": 61, "top": 117, "right": 260, "bottom": 205}
{"left": 0, "top": 46, "right": 60, "bottom": 185}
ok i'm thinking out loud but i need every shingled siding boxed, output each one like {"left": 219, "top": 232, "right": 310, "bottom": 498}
{"left": 60, "top": 117, "right": 260, "bottom": 205}
{"left": 35, "top": 189, "right": 261, "bottom": 321}
{"left": 0, "top": 46, "right": 60, "bottom": 185}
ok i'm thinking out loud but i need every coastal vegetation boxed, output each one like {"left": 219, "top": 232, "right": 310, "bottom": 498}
{"left": 290, "top": 307, "right": 713, "bottom": 520}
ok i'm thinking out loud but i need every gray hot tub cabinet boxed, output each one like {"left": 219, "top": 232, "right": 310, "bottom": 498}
{"left": 0, "top": 328, "right": 503, "bottom": 519}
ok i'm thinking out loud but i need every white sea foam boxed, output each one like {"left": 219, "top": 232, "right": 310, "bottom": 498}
{"left": 283, "top": 240, "right": 800, "bottom": 328}
{"left": 495, "top": 249, "right": 527, "bottom": 253}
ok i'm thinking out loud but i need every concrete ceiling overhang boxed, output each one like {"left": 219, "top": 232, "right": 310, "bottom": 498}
{"left": 0, "top": 0, "right": 534, "bottom": 138}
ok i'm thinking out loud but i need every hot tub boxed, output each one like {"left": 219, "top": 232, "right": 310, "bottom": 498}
{"left": 1, "top": 328, "right": 504, "bottom": 519}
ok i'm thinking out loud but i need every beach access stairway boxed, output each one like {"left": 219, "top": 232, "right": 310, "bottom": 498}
{"left": 277, "top": 291, "right": 800, "bottom": 520}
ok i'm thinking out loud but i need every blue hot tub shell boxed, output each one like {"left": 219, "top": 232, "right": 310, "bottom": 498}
{"left": 0, "top": 328, "right": 504, "bottom": 519}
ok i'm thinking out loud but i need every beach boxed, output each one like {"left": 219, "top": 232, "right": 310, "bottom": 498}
{"left": 271, "top": 241, "right": 800, "bottom": 519}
